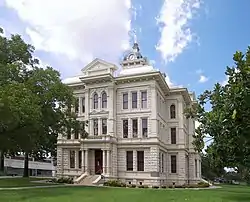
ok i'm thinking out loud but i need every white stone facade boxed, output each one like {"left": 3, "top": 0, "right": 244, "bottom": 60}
{"left": 57, "top": 44, "right": 201, "bottom": 186}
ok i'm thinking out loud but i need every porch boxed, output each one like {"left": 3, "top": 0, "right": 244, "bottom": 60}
{"left": 67, "top": 149, "right": 112, "bottom": 176}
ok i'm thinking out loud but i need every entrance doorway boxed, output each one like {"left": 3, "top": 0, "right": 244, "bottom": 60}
{"left": 94, "top": 150, "right": 103, "bottom": 174}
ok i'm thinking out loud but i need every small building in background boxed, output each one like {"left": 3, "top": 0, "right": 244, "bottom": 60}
{"left": 4, "top": 155, "right": 56, "bottom": 177}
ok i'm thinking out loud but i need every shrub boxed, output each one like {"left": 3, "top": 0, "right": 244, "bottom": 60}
{"left": 138, "top": 185, "right": 144, "bottom": 188}
{"left": 152, "top": 186, "right": 159, "bottom": 189}
{"left": 144, "top": 185, "right": 149, "bottom": 188}
{"left": 56, "top": 177, "right": 74, "bottom": 184}
{"left": 175, "top": 185, "right": 184, "bottom": 188}
{"left": 161, "top": 185, "right": 167, "bottom": 189}
{"left": 103, "top": 180, "right": 126, "bottom": 187}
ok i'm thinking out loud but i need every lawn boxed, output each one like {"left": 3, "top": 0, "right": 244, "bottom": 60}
{"left": 0, "top": 185, "right": 250, "bottom": 202}
{"left": 0, "top": 177, "right": 56, "bottom": 188}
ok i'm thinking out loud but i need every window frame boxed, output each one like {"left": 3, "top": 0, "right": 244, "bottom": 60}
{"left": 93, "top": 119, "right": 98, "bottom": 136}
{"left": 93, "top": 93, "right": 98, "bottom": 109}
{"left": 171, "top": 127, "right": 177, "bottom": 144}
{"left": 123, "top": 93, "right": 128, "bottom": 109}
{"left": 171, "top": 155, "right": 177, "bottom": 173}
{"left": 102, "top": 118, "right": 107, "bottom": 135}
{"left": 137, "top": 151, "right": 144, "bottom": 171}
{"left": 70, "top": 150, "right": 75, "bottom": 169}
{"left": 132, "top": 119, "right": 138, "bottom": 138}
{"left": 82, "top": 97, "right": 85, "bottom": 113}
{"left": 141, "top": 91, "right": 147, "bottom": 108}
{"left": 170, "top": 104, "right": 176, "bottom": 119}
{"left": 131, "top": 92, "right": 138, "bottom": 109}
{"left": 101, "top": 92, "right": 107, "bottom": 109}
{"left": 123, "top": 119, "right": 128, "bottom": 138}
{"left": 142, "top": 118, "right": 148, "bottom": 138}
{"left": 126, "top": 151, "right": 133, "bottom": 171}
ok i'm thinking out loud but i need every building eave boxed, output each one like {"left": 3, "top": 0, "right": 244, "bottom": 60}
{"left": 79, "top": 73, "right": 115, "bottom": 84}
{"left": 169, "top": 88, "right": 193, "bottom": 104}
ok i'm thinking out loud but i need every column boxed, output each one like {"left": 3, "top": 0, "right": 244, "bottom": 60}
{"left": 107, "top": 150, "right": 110, "bottom": 176}
{"left": 81, "top": 150, "right": 85, "bottom": 172}
{"left": 89, "top": 119, "right": 93, "bottom": 136}
{"left": 79, "top": 97, "right": 82, "bottom": 116}
{"left": 85, "top": 88, "right": 90, "bottom": 135}
{"left": 98, "top": 118, "right": 102, "bottom": 135}
{"left": 102, "top": 150, "right": 106, "bottom": 174}
{"left": 85, "top": 149, "right": 88, "bottom": 174}
{"left": 138, "top": 118, "right": 141, "bottom": 138}
{"left": 128, "top": 118, "right": 132, "bottom": 138}
{"left": 107, "top": 85, "right": 114, "bottom": 136}
{"left": 75, "top": 150, "right": 78, "bottom": 169}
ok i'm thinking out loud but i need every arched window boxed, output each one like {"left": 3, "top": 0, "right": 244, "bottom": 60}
{"left": 170, "top": 104, "right": 176, "bottom": 119}
{"left": 101, "top": 92, "right": 107, "bottom": 108}
{"left": 93, "top": 93, "right": 98, "bottom": 109}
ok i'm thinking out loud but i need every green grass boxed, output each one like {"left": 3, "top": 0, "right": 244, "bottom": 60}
{"left": 0, "top": 177, "right": 55, "bottom": 188}
{"left": 0, "top": 185, "right": 250, "bottom": 202}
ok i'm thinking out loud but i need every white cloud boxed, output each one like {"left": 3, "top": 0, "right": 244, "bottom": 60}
{"left": 156, "top": 0, "right": 201, "bottom": 63}
{"left": 198, "top": 75, "right": 208, "bottom": 83}
{"left": 4, "top": 0, "right": 132, "bottom": 73}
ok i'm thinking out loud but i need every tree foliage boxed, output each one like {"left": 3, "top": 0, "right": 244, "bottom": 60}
{"left": 0, "top": 27, "right": 87, "bottom": 176}
{"left": 185, "top": 47, "right": 250, "bottom": 169}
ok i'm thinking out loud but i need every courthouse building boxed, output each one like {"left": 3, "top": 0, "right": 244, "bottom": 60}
{"left": 56, "top": 43, "right": 201, "bottom": 186}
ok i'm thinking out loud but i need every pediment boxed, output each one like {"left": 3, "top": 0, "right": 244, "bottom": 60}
{"left": 81, "top": 58, "right": 118, "bottom": 77}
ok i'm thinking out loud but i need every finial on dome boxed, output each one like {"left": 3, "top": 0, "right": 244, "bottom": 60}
{"left": 132, "top": 42, "right": 140, "bottom": 52}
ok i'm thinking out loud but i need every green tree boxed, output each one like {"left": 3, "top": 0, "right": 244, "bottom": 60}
{"left": 201, "top": 144, "right": 226, "bottom": 180}
{"left": 0, "top": 27, "right": 87, "bottom": 176}
{"left": 185, "top": 47, "right": 250, "bottom": 170}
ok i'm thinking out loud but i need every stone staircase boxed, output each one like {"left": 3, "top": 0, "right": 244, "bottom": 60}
{"left": 75, "top": 174, "right": 102, "bottom": 186}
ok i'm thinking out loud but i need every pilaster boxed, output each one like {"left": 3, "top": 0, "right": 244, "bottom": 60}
{"left": 107, "top": 150, "right": 110, "bottom": 176}
{"left": 102, "top": 150, "right": 106, "bottom": 174}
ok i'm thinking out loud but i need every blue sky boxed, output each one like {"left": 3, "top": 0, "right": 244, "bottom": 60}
{"left": 0, "top": 0, "right": 250, "bottom": 98}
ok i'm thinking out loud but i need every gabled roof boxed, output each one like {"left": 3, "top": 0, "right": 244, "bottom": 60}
{"left": 81, "top": 58, "right": 117, "bottom": 73}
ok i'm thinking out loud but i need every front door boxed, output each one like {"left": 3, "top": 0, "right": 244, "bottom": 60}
{"left": 95, "top": 150, "right": 103, "bottom": 174}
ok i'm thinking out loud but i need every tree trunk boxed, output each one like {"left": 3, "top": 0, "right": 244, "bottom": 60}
{"left": 0, "top": 151, "right": 4, "bottom": 173}
{"left": 23, "top": 152, "right": 29, "bottom": 177}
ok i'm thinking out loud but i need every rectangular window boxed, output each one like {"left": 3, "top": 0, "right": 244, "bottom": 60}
{"left": 137, "top": 151, "right": 144, "bottom": 171}
{"left": 141, "top": 91, "right": 147, "bottom": 108}
{"left": 132, "top": 119, "right": 138, "bottom": 138}
{"left": 102, "top": 119, "right": 107, "bottom": 135}
{"left": 132, "top": 92, "right": 137, "bottom": 108}
{"left": 78, "top": 151, "right": 82, "bottom": 169}
{"left": 70, "top": 150, "right": 75, "bottom": 169}
{"left": 171, "top": 155, "right": 177, "bottom": 173}
{"left": 82, "top": 97, "right": 85, "bottom": 113}
{"left": 123, "top": 119, "right": 128, "bottom": 138}
{"left": 126, "top": 151, "right": 133, "bottom": 171}
{"left": 171, "top": 128, "right": 177, "bottom": 144}
{"left": 74, "top": 127, "right": 79, "bottom": 139}
{"left": 75, "top": 98, "right": 79, "bottom": 114}
{"left": 67, "top": 127, "right": 71, "bottom": 139}
{"left": 195, "top": 159, "right": 198, "bottom": 178}
{"left": 93, "top": 119, "right": 98, "bottom": 136}
{"left": 142, "top": 118, "right": 148, "bottom": 138}
{"left": 123, "top": 93, "right": 128, "bottom": 109}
